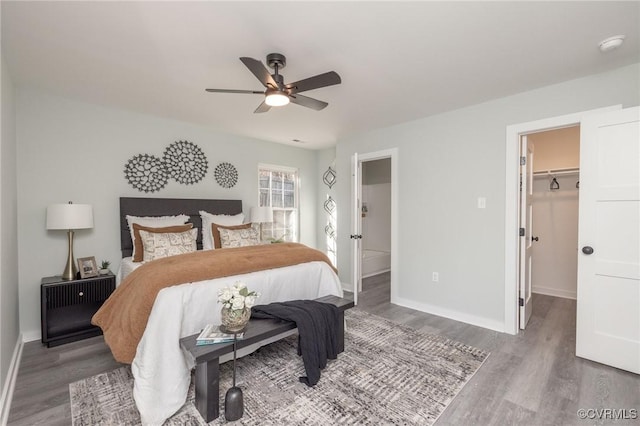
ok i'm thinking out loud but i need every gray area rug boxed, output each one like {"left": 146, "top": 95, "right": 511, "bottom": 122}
{"left": 70, "top": 309, "right": 488, "bottom": 425}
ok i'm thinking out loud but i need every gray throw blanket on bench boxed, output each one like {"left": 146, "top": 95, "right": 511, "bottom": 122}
{"left": 251, "top": 300, "right": 340, "bottom": 386}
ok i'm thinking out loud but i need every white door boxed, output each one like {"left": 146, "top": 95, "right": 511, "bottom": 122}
{"left": 519, "top": 136, "right": 534, "bottom": 329}
{"left": 576, "top": 107, "right": 640, "bottom": 374}
{"left": 351, "top": 153, "right": 361, "bottom": 305}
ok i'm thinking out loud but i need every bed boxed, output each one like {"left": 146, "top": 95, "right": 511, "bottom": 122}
{"left": 95, "top": 197, "right": 343, "bottom": 425}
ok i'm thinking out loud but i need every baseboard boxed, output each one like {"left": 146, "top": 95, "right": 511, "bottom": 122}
{"left": 21, "top": 330, "right": 40, "bottom": 343}
{"left": 0, "top": 333, "right": 23, "bottom": 426}
{"left": 362, "top": 269, "right": 391, "bottom": 279}
{"left": 532, "top": 286, "right": 576, "bottom": 300}
{"left": 392, "top": 296, "right": 505, "bottom": 333}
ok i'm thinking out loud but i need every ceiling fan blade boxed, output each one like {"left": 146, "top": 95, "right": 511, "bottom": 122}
{"left": 240, "top": 57, "right": 278, "bottom": 89}
{"left": 286, "top": 71, "right": 341, "bottom": 94}
{"left": 254, "top": 101, "right": 271, "bottom": 113}
{"left": 205, "top": 88, "right": 264, "bottom": 94}
{"left": 289, "top": 94, "right": 328, "bottom": 111}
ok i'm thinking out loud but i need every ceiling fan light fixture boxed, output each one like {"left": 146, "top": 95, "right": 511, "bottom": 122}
{"left": 265, "top": 89, "right": 290, "bottom": 107}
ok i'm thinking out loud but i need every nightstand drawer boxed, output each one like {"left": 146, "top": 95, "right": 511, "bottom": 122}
{"left": 44, "top": 277, "right": 114, "bottom": 309}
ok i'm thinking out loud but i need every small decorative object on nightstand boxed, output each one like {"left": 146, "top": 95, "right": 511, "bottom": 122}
{"left": 41, "top": 273, "right": 115, "bottom": 347}
{"left": 77, "top": 256, "right": 99, "bottom": 279}
{"left": 99, "top": 260, "right": 111, "bottom": 275}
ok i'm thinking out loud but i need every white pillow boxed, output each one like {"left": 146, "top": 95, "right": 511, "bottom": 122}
{"left": 138, "top": 228, "right": 197, "bottom": 261}
{"left": 218, "top": 223, "right": 260, "bottom": 248}
{"left": 126, "top": 214, "right": 189, "bottom": 258}
{"left": 199, "top": 210, "right": 245, "bottom": 250}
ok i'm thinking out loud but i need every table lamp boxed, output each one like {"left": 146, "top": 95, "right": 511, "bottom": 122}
{"left": 250, "top": 206, "right": 273, "bottom": 242}
{"left": 46, "top": 202, "right": 94, "bottom": 280}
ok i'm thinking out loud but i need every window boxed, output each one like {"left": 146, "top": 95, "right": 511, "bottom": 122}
{"left": 258, "top": 164, "right": 299, "bottom": 242}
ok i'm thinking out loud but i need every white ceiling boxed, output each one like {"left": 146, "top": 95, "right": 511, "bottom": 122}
{"left": 3, "top": 1, "right": 639, "bottom": 149}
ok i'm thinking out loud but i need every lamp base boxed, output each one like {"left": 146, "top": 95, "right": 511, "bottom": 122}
{"left": 61, "top": 230, "right": 77, "bottom": 280}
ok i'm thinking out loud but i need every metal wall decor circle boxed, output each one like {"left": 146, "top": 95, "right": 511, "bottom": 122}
{"left": 123, "top": 154, "right": 169, "bottom": 193}
{"left": 163, "top": 140, "right": 208, "bottom": 185}
{"left": 214, "top": 162, "right": 239, "bottom": 188}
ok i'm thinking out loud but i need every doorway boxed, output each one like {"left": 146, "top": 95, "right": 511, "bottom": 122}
{"left": 518, "top": 126, "right": 580, "bottom": 329}
{"left": 503, "top": 106, "right": 621, "bottom": 335}
{"left": 351, "top": 148, "right": 398, "bottom": 306}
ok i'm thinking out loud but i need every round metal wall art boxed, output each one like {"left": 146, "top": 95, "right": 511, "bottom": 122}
{"left": 214, "top": 162, "right": 239, "bottom": 188}
{"left": 123, "top": 154, "right": 169, "bottom": 193}
{"left": 163, "top": 140, "right": 208, "bottom": 185}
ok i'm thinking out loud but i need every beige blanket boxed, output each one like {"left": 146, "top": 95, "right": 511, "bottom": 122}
{"left": 92, "top": 243, "right": 337, "bottom": 363}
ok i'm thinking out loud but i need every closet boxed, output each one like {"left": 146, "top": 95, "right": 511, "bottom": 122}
{"left": 530, "top": 126, "right": 580, "bottom": 299}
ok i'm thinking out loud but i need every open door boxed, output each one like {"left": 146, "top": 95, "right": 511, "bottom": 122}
{"left": 351, "top": 153, "right": 361, "bottom": 305}
{"left": 519, "top": 136, "right": 534, "bottom": 329}
{"left": 576, "top": 107, "right": 639, "bottom": 373}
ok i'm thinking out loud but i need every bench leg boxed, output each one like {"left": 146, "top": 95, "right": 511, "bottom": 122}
{"left": 194, "top": 358, "right": 220, "bottom": 422}
{"left": 337, "top": 312, "right": 345, "bottom": 353}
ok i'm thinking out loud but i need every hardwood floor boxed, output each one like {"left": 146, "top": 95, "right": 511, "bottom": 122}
{"left": 8, "top": 272, "right": 639, "bottom": 425}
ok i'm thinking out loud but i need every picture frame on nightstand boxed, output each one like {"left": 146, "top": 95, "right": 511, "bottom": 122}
{"left": 77, "top": 256, "right": 98, "bottom": 278}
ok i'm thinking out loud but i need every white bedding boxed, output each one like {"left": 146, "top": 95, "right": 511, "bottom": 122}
{"left": 131, "top": 260, "right": 343, "bottom": 425}
{"left": 115, "top": 256, "right": 140, "bottom": 285}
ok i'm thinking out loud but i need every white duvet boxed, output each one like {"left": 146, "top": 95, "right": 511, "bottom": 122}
{"left": 130, "top": 260, "right": 343, "bottom": 425}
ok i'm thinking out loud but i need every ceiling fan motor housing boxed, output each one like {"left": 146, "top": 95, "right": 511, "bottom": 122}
{"left": 266, "top": 53, "right": 286, "bottom": 70}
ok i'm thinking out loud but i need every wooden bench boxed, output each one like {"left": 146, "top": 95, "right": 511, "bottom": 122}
{"left": 179, "top": 295, "right": 354, "bottom": 422}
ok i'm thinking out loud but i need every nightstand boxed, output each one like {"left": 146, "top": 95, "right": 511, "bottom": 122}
{"left": 40, "top": 273, "right": 116, "bottom": 347}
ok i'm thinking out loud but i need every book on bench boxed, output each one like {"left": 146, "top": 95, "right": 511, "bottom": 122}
{"left": 196, "top": 324, "right": 244, "bottom": 345}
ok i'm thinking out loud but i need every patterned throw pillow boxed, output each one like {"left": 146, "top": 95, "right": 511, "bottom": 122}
{"left": 126, "top": 214, "right": 190, "bottom": 258}
{"left": 139, "top": 228, "right": 198, "bottom": 261}
{"left": 131, "top": 223, "right": 194, "bottom": 262}
{"left": 218, "top": 223, "right": 260, "bottom": 248}
{"left": 199, "top": 211, "right": 245, "bottom": 250}
{"left": 212, "top": 222, "right": 253, "bottom": 249}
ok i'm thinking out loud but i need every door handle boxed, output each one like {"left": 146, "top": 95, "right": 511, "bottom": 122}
{"left": 582, "top": 246, "right": 594, "bottom": 255}
{"left": 531, "top": 236, "right": 539, "bottom": 242}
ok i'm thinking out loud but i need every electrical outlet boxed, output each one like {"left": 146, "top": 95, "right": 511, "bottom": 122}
{"left": 432, "top": 272, "right": 439, "bottom": 282}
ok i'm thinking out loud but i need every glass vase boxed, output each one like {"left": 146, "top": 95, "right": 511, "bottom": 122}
{"left": 221, "top": 306, "right": 251, "bottom": 333}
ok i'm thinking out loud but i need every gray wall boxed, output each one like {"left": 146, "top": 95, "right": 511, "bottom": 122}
{"left": 335, "top": 63, "right": 640, "bottom": 331}
{"left": 1, "top": 52, "right": 19, "bottom": 393}
{"left": 16, "top": 89, "right": 320, "bottom": 339}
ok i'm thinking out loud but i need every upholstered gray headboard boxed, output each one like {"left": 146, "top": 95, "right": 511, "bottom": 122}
{"left": 119, "top": 197, "right": 243, "bottom": 258}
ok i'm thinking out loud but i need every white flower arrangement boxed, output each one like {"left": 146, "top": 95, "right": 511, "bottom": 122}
{"left": 218, "top": 281, "right": 260, "bottom": 312}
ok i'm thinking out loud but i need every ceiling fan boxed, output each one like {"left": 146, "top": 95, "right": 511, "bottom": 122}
{"left": 206, "top": 53, "right": 341, "bottom": 113}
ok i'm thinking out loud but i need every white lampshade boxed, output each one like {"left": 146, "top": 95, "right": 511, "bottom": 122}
{"left": 251, "top": 206, "right": 273, "bottom": 223}
{"left": 46, "top": 203, "right": 94, "bottom": 230}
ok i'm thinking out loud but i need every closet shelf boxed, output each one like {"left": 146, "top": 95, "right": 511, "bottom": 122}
{"left": 532, "top": 167, "right": 579, "bottom": 178}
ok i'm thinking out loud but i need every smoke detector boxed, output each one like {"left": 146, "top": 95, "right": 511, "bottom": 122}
{"left": 598, "top": 35, "right": 625, "bottom": 52}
